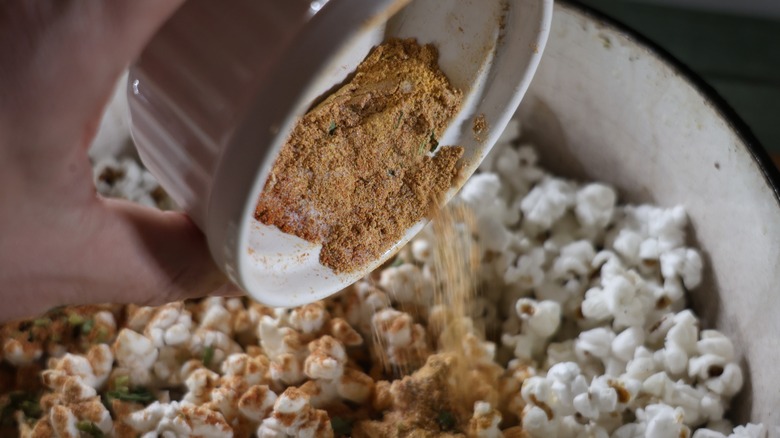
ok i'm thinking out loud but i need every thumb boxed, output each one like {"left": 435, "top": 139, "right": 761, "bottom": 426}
{"left": 81, "top": 198, "right": 231, "bottom": 307}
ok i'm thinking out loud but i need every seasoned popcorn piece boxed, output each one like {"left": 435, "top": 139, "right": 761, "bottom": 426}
{"left": 268, "top": 387, "right": 333, "bottom": 438}
{"left": 113, "top": 328, "right": 158, "bottom": 386}
{"left": 2, "top": 337, "right": 43, "bottom": 367}
{"left": 290, "top": 302, "right": 330, "bottom": 336}
{"left": 238, "top": 385, "right": 278, "bottom": 422}
{"left": 222, "top": 353, "right": 272, "bottom": 386}
{"left": 325, "top": 318, "right": 363, "bottom": 347}
{"left": 43, "top": 344, "right": 113, "bottom": 390}
{"left": 305, "top": 336, "right": 347, "bottom": 380}
{"left": 188, "top": 326, "right": 243, "bottom": 370}
{"left": 182, "top": 367, "right": 220, "bottom": 405}
{"left": 371, "top": 308, "right": 429, "bottom": 369}
{"left": 342, "top": 281, "right": 391, "bottom": 335}
{"left": 467, "top": 401, "right": 502, "bottom": 438}
{"left": 125, "top": 400, "right": 233, "bottom": 437}
{"left": 144, "top": 302, "right": 193, "bottom": 348}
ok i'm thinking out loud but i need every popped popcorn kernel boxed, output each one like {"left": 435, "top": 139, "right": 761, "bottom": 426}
{"left": 5, "top": 110, "right": 763, "bottom": 438}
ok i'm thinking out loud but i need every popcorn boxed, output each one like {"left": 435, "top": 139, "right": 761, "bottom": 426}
{"left": 520, "top": 177, "right": 577, "bottom": 230}
{"left": 2, "top": 337, "right": 42, "bottom": 366}
{"left": 468, "top": 401, "right": 503, "bottom": 438}
{"left": 575, "top": 183, "right": 617, "bottom": 229}
{"left": 267, "top": 388, "right": 333, "bottom": 438}
{"left": 378, "top": 264, "right": 433, "bottom": 306}
{"left": 113, "top": 328, "right": 158, "bottom": 385}
{"left": 126, "top": 401, "right": 233, "bottom": 437}
{"left": 7, "top": 113, "right": 762, "bottom": 438}
{"left": 44, "top": 344, "right": 113, "bottom": 389}
{"left": 515, "top": 298, "right": 561, "bottom": 338}
{"left": 304, "top": 336, "right": 346, "bottom": 380}
{"left": 290, "top": 302, "right": 329, "bottom": 336}
{"left": 504, "top": 247, "right": 546, "bottom": 290}
{"left": 371, "top": 308, "right": 429, "bottom": 367}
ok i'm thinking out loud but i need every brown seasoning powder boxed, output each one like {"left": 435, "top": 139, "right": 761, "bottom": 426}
{"left": 255, "top": 39, "right": 464, "bottom": 273}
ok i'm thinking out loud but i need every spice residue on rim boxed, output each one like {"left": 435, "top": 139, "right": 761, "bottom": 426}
{"left": 255, "top": 38, "right": 464, "bottom": 273}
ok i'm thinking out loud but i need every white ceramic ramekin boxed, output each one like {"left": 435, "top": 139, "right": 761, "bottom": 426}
{"left": 128, "top": 0, "right": 553, "bottom": 307}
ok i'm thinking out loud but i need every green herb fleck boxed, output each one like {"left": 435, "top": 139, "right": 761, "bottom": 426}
{"left": 429, "top": 131, "right": 439, "bottom": 153}
{"left": 437, "top": 410, "right": 456, "bottom": 431}
{"left": 113, "top": 375, "right": 130, "bottom": 394}
{"left": 393, "top": 111, "right": 404, "bottom": 129}
{"left": 33, "top": 318, "right": 51, "bottom": 327}
{"left": 202, "top": 346, "right": 215, "bottom": 367}
{"left": 96, "top": 327, "right": 109, "bottom": 342}
{"left": 68, "top": 313, "right": 85, "bottom": 326}
{"left": 106, "top": 387, "right": 155, "bottom": 405}
{"left": 77, "top": 421, "right": 105, "bottom": 437}
{"left": 331, "top": 416, "right": 353, "bottom": 436}
{"left": 418, "top": 136, "right": 428, "bottom": 155}
{"left": 19, "top": 400, "right": 41, "bottom": 419}
{"left": 390, "top": 257, "right": 404, "bottom": 268}
{"left": 81, "top": 319, "right": 95, "bottom": 334}
{"left": 327, "top": 120, "right": 337, "bottom": 135}
{"left": 1, "top": 392, "right": 42, "bottom": 426}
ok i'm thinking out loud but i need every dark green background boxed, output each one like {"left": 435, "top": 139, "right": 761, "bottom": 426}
{"left": 578, "top": 0, "right": 780, "bottom": 154}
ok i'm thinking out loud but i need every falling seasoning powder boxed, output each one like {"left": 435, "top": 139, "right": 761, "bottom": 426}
{"left": 255, "top": 38, "right": 464, "bottom": 273}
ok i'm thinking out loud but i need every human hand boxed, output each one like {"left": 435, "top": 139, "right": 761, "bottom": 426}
{"left": 0, "top": 1, "right": 232, "bottom": 322}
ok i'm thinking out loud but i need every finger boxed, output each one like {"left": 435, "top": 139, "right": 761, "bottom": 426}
{"left": 78, "top": 198, "right": 230, "bottom": 307}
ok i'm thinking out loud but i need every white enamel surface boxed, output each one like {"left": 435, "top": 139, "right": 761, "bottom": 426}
{"left": 520, "top": 3, "right": 780, "bottom": 427}
{"left": 222, "top": 0, "right": 552, "bottom": 307}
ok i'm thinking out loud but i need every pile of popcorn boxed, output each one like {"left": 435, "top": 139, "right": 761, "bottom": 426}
{"left": 0, "top": 116, "right": 768, "bottom": 438}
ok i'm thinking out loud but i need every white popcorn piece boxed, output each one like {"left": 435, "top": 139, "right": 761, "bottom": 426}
{"left": 697, "top": 330, "right": 735, "bottom": 361}
{"left": 520, "top": 177, "right": 577, "bottom": 230}
{"left": 576, "top": 327, "right": 615, "bottom": 362}
{"left": 693, "top": 429, "right": 728, "bottom": 438}
{"left": 504, "top": 247, "right": 546, "bottom": 290}
{"left": 113, "top": 329, "right": 158, "bottom": 386}
{"left": 378, "top": 264, "right": 433, "bottom": 306}
{"left": 575, "top": 183, "right": 617, "bottom": 229}
{"left": 660, "top": 248, "right": 703, "bottom": 289}
{"left": 515, "top": 298, "right": 561, "bottom": 339}
{"left": 551, "top": 240, "right": 597, "bottom": 279}
{"left": 411, "top": 238, "right": 433, "bottom": 264}
{"left": 459, "top": 173, "right": 504, "bottom": 214}
{"left": 521, "top": 404, "right": 556, "bottom": 437}
{"left": 643, "top": 404, "right": 691, "bottom": 438}
{"left": 703, "top": 362, "right": 743, "bottom": 397}
{"left": 730, "top": 423, "right": 767, "bottom": 438}
{"left": 612, "top": 326, "right": 645, "bottom": 362}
